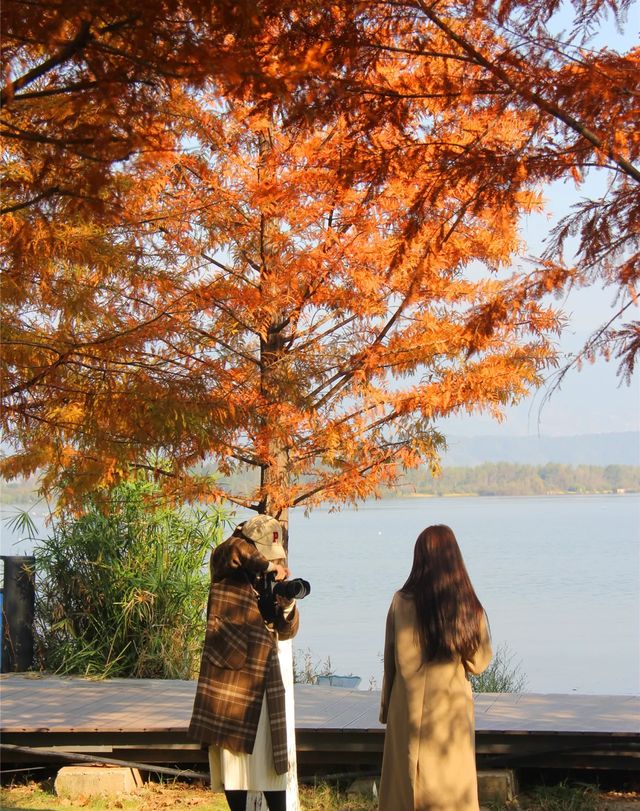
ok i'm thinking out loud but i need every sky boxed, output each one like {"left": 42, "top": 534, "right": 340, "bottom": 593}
{"left": 444, "top": 184, "right": 640, "bottom": 438}
{"left": 442, "top": 352, "right": 639, "bottom": 437}
{"left": 444, "top": 195, "right": 640, "bottom": 437}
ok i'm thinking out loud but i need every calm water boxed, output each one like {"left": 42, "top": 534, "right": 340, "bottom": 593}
{"left": 2, "top": 494, "right": 639, "bottom": 694}
{"left": 287, "top": 495, "right": 640, "bottom": 695}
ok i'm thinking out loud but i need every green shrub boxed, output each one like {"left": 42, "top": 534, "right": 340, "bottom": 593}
{"left": 471, "top": 642, "right": 527, "bottom": 693}
{"left": 32, "top": 476, "right": 227, "bottom": 679}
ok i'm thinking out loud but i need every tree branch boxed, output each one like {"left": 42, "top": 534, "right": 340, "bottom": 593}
{"left": 419, "top": 2, "right": 640, "bottom": 184}
{"left": 1, "top": 187, "right": 60, "bottom": 215}
{"left": 1, "top": 20, "right": 93, "bottom": 107}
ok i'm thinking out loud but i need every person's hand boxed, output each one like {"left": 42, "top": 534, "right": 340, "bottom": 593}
{"left": 272, "top": 563, "right": 290, "bottom": 581}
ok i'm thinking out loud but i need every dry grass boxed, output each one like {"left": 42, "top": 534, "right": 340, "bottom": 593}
{"left": 0, "top": 779, "right": 637, "bottom": 811}
{"left": 0, "top": 780, "right": 377, "bottom": 811}
{"left": 0, "top": 780, "right": 222, "bottom": 811}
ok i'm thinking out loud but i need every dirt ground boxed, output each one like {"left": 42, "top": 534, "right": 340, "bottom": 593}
{"left": 1, "top": 779, "right": 638, "bottom": 811}
{"left": 0, "top": 781, "right": 373, "bottom": 811}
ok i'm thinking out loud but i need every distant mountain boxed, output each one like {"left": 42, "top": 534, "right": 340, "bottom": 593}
{"left": 441, "top": 431, "right": 640, "bottom": 467}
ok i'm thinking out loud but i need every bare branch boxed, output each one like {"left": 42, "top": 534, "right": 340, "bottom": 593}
{"left": 1, "top": 21, "right": 93, "bottom": 107}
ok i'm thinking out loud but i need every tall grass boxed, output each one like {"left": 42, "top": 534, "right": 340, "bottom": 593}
{"left": 32, "top": 476, "right": 227, "bottom": 679}
{"left": 528, "top": 781, "right": 603, "bottom": 811}
{"left": 471, "top": 642, "right": 527, "bottom": 693}
{"left": 293, "top": 648, "right": 335, "bottom": 684}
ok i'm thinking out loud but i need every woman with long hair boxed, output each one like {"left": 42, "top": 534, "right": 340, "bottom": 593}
{"left": 378, "top": 524, "right": 492, "bottom": 811}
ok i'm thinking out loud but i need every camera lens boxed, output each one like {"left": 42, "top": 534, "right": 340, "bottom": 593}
{"left": 289, "top": 579, "right": 311, "bottom": 599}
{"left": 274, "top": 578, "right": 311, "bottom": 600}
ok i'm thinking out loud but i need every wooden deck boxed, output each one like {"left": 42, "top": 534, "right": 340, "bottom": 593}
{"left": 1, "top": 675, "right": 638, "bottom": 772}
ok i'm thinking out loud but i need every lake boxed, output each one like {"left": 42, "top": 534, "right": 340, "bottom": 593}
{"left": 1, "top": 494, "right": 638, "bottom": 695}
{"left": 287, "top": 494, "right": 639, "bottom": 695}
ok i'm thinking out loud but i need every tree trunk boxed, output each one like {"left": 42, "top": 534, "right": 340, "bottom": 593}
{"left": 250, "top": 181, "right": 299, "bottom": 804}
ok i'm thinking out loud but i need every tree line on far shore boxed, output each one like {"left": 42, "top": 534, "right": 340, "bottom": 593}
{"left": 3, "top": 463, "right": 639, "bottom": 505}
{"left": 388, "top": 463, "right": 640, "bottom": 497}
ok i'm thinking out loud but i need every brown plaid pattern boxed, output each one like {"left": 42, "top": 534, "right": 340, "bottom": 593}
{"left": 189, "top": 535, "right": 298, "bottom": 774}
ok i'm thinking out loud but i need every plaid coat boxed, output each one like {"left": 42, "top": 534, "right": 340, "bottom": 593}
{"left": 188, "top": 535, "right": 299, "bottom": 774}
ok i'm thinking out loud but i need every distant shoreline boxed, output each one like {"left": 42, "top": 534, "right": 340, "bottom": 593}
{"left": 391, "top": 488, "right": 638, "bottom": 498}
{"left": 2, "top": 488, "right": 638, "bottom": 509}
{"left": 2, "top": 460, "right": 639, "bottom": 505}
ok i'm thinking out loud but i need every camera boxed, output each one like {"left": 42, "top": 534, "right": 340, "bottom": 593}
{"left": 256, "top": 573, "right": 311, "bottom": 623}
{"left": 273, "top": 577, "right": 311, "bottom": 601}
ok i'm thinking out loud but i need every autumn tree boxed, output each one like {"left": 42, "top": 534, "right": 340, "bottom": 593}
{"left": 9, "top": 0, "right": 637, "bottom": 509}
{"left": 1, "top": 13, "right": 594, "bottom": 808}
{"left": 3, "top": 0, "right": 637, "bottom": 390}
{"left": 258, "top": 0, "right": 639, "bottom": 380}
{"left": 2, "top": 73, "right": 563, "bottom": 516}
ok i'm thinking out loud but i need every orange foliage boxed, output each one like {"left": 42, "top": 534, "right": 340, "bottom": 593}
{"left": 1, "top": 83, "right": 560, "bottom": 512}
{"left": 3, "top": 0, "right": 635, "bottom": 513}
{"left": 264, "top": 0, "right": 639, "bottom": 378}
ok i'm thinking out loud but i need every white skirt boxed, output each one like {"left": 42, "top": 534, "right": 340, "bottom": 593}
{"left": 208, "top": 690, "right": 287, "bottom": 792}
{"left": 208, "top": 636, "right": 291, "bottom": 793}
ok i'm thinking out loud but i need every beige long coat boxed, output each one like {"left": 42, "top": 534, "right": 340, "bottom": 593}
{"left": 379, "top": 591, "right": 492, "bottom": 811}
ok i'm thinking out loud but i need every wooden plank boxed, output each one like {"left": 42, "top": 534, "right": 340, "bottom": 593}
{"left": 293, "top": 685, "right": 356, "bottom": 727}
{"left": 473, "top": 693, "right": 640, "bottom": 734}
{"left": 1, "top": 676, "right": 638, "bottom": 737}
{"left": 294, "top": 685, "right": 380, "bottom": 730}
{"left": 0, "top": 677, "right": 197, "bottom": 733}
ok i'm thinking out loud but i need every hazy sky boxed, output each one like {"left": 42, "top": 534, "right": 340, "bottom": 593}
{"left": 446, "top": 5, "right": 640, "bottom": 437}
{"left": 446, "top": 167, "right": 639, "bottom": 437}
{"left": 442, "top": 352, "right": 639, "bottom": 438}
{"left": 444, "top": 193, "right": 639, "bottom": 438}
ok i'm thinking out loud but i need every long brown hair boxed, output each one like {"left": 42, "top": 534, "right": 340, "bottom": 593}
{"left": 401, "top": 524, "right": 485, "bottom": 662}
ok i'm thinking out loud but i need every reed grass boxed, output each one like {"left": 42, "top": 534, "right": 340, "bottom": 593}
{"left": 293, "top": 648, "right": 335, "bottom": 684}
{"left": 32, "top": 475, "right": 228, "bottom": 679}
{"left": 471, "top": 642, "right": 527, "bottom": 693}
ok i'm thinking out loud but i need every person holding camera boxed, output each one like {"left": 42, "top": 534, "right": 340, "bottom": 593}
{"left": 378, "top": 524, "right": 492, "bottom": 811}
{"left": 189, "top": 514, "right": 299, "bottom": 811}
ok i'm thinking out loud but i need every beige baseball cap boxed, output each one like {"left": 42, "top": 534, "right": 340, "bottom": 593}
{"left": 240, "top": 514, "right": 286, "bottom": 560}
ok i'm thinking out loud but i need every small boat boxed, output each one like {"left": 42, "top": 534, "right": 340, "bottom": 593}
{"left": 316, "top": 674, "right": 362, "bottom": 688}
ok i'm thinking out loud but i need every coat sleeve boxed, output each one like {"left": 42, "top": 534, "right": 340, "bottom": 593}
{"left": 464, "top": 612, "right": 493, "bottom": 676}
{"left": 212, "top": 535, "right": 270, "bottom": 580}
{"left": 274, "top": 603, "right": 300, "bottom": 641}
{"left": 379, "top": 595, "right": 396, "bottom": 724}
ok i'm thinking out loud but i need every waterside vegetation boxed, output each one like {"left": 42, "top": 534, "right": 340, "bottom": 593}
{"left": 4, "top": 464, "right": 638, "bottom": 507}
{"left": 388, "top": 463, "right": 640, "bottom": 497}
{"left": 470, "top": 643, "right": 527, "bottom": 694}
{"left": 30, "top": 476, "right": 226, "bottom": 679}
